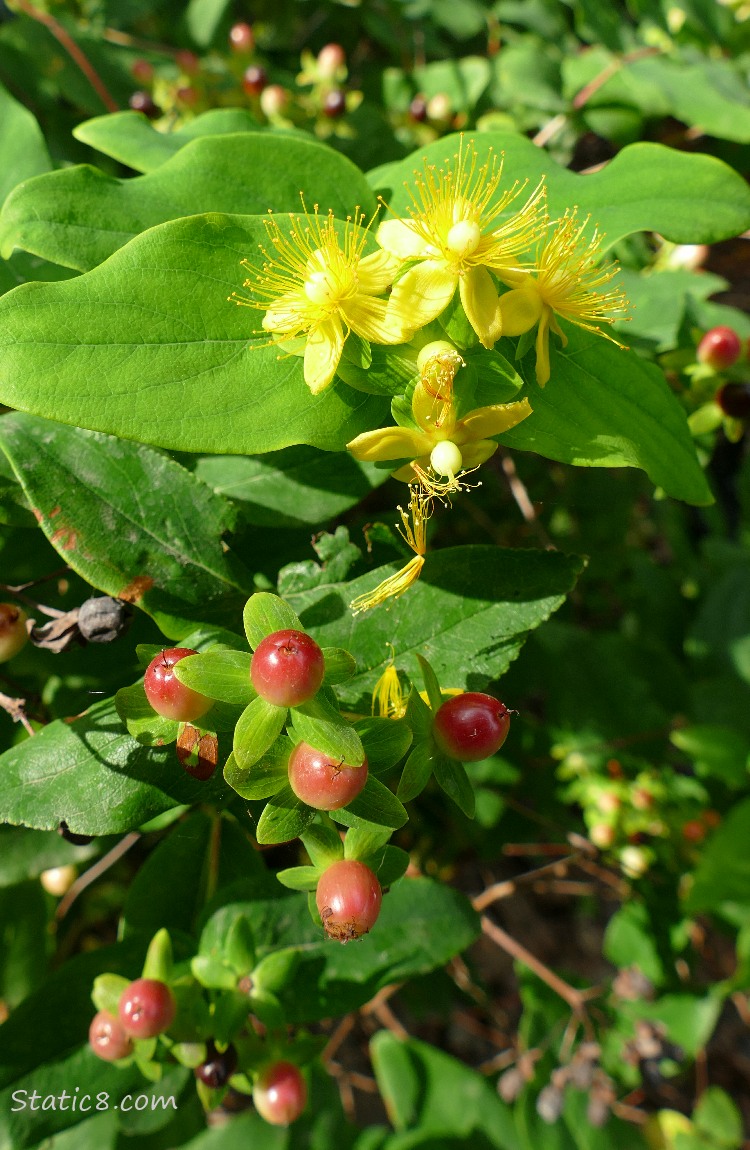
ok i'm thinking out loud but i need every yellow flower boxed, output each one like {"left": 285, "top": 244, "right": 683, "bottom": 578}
{"left": 377, "top": 138, "right": 547, "bottom": 349}
{"left": 371, "top": 648, "right": 407, "bottom": 718}
{"left": 497, "top": 210, "right": 628, "bottom": 386}
{"left": 229, "top": 206, "right": 408, "bottom": 395}
{"left": 350, "top": 488, "right": 430, "bottom": 613}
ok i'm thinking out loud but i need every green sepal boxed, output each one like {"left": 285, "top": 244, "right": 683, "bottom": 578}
{"left": 252, "top": 947, "right": 300, "bottom": 994}
{"left": 300, "top": 822, "right": 345, "bottom": 869}
{"left": 195, "top": 1079, "right": 224, "bottom": 1113}
{"left": 134, "top": 1051, "right": 162, "bottom": 1083}
{"left": 136, "top": 643, "right": 164, "bottom": 668}
{"left": 363, "top": 844, "right": 410, "bottom": 888}
{"left": 307, "top": 890, "right": 323, "bottom": 928}
{"left": 275, "top": 865, "right": 321, "bottom": 892}
{"left": 291, "top": 693, "right": 365, "bottom": 765}
{"left": 247, "top": 989, "right": 284, "bottom": 1029}
{"left": 356, "top": 716, "right": 413, "bottom": 776}
{"left": 416, "top": 654, "right": 444, "bottom": 714}
{"left": 91, "top": 972, "right": 130, "bottom": 1015}
{"left": 173, "top": 648, "right": 255, "bottom": 704}
{"left": 212, "top": 991, "right": 254, "bottom": 1047}
{"left": 397, "top": 739, "right": 440, "bottom": 802}
{"left": 331, "top": 776, "right": 408, "bottom": 830}
{"left": 191, "top": 955, "right": 237, "bottom": 990}
{"left": 223, "top": 737, "right": 291, "bottom": 800}
{"left": 142, "top": 927, "right": 173, "bottom": 982}
{"left": 343, "top": 824, "right": 392, "bottom": 861}
{"left": 433, "top": 755, "right": 476, "bottom": 818}
{"left": 171, "top": 1042, "right": 207, "bottom": 1069}
{"left": 322, "top": 646, "right": 357, "bottom": 684}
{"left": 233, "top": 695, "right": 286, "bottom": 768}
{"left": 170, "top": 978, "right": 212, "bottom": 1043}
{"left": 115, "top": 682, "right": 178, "bottom": 746}
{"left": 405, "top": 685, "right": 434, "bottom": 739}
{"left": 225, "top": 913, "right": 256, "bottom": 976}
{"left": 256, "top": 784, "right": 316, "bottom": 845}
{"left": 243, "top": 592, "right": 303, "bottom": 649}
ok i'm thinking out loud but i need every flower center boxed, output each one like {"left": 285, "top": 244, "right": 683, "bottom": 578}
{"left": 430, "top": 440, "right": 463, "bottom": 477}
{"left": 445, "top": 220, "right": 482, "bottom": 260}
{"left": 303, "top": 250, "right": 354, "bottom": 306}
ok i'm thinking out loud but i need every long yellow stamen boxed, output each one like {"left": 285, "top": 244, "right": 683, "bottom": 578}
{"left": 350, "top": 488, "right": 430, "bottom": 614}
{"left": 371, "top": 646, "right": 406, "bottom": 718}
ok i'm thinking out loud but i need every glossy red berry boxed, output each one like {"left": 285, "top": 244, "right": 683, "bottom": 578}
{"left": 716, "top": 382, "right": 750, "bottom": 419}
{"left": 144, "top": 648, "right": 212, "bottom": 723}
{"left": 697, "top": 326, "right": 742, "bottom": 370}
{"left": 0, "top": 603, "right": 28, "bottom": 663}
{"left": 288, "top": 742, "right": 367, "bottom": 810}
{"left": 433, "top": 692, "right": 511, "bottom": 762}
{"left": 229, "top": 22, "right": 254, "bottom": 53}
{"left": 250, "top": 630, "right": 325, "bottom": 707}
{"left": 316, "top": 859, "right": 382, "bottom": 942}
{"left": 195, "top": 1041, "right": 238, "bottom": 1088}
{"left": 129, "top": 90, "right": 159, "bottom": 118}
{"left": 89, "top": 1010, "right": 134, "bottom": 1061}
{"left": 118, "top": 978, "right": 176, "bottom": 1039}
{"left": 322, "top": 89, "right": 346, "bottom": 118}
{"left": 242, "top": 64, "right": 267, "bottom": 96}
{"left": 253, "top": 1061, "right": 307, "bottom": 1126}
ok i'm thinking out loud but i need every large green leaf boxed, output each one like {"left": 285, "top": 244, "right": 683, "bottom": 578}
{"left": 0, "top": 413, "right": 252, "bottom": 634}
{"left": 684, "top": 797, "right": 750, "bottom": 919}
{"left": 500, "top": 324, "right": 712, "bottom": 505}
{"left": 0, "top": 699, "right": 226, "bottom": 835}
{"left": 0, "top": 80, "right": 51, "bottom": 209}
{"left": 288, "top": 545, "right": 583, "bottom": 708}
{"left": 0, "top": 214, "right": 387, "bottom": 454}
{"left": 0, "top": 133, "right": 378, "bottom": 271}
{"left": 0, "top": 826, "right": 98, "bottom": 889}
{"left": 370, "top": 131, "right": 750, "bottom": 248}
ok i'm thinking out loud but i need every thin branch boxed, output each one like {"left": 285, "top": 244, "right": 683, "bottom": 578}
{"left": 572, "top": 46, "right": 662, "bottom": 110}
{"left": 55, "top": 832, "right": 140, "bottom": 922}
{"left": 473, "top": 854, "right": 581, "bottom": 910}
{"left": 0, "top": 690, "right": 36, "bottom": 737}
{"left": 13, "top": 0, "right": 119, "bottom": 112}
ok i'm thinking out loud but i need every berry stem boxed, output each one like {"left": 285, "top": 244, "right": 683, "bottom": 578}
{"left": 12, "top": 0, "right": 119, "bottom": 112}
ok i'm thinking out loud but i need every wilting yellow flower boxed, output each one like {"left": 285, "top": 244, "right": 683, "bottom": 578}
{"left": 229, "top": 206, "right": 408, "bottom": 395}
{"left": 371, "top": 648, "right": 407, "bottom": 718}
{"left": 377, "top": 138, "right": 547, "bottom": 348}
{"left": 496, "top": 210, "right": 628, "bottom": 386}
{"left": 351, "top": 488, "right": 430, "bottom": 613}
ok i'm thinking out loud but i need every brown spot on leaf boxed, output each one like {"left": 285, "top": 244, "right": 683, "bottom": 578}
{"left": 176, "top": 724, "right": 218, "bottom": 781}
{"left": 118, "top": 575, "right": 155, "bottom": 603}
{"left": 50, "top": 528, "right": 77, "bottom": 552}
{"left": 48, "top": 506, "right": 61, "bottom": 518}
{"left": 32, "top": 508, "right": 43, "bottom": 523}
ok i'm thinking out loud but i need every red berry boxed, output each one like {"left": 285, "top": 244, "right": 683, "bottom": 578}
{"left": 288, "top": 742, "right": 367, "bottom": 810}
{"left": 250, "top": 630, "right": 324, "bottom": 707}
{"left": 0, "top": 603, "right": 28, "bottom": 663}
{"left": 176, "top": 85, "right": 199, "bottom": 107}
{"left": 697, "top": 326, "right": 742, "bottom": 370}
{"left": 131, "top": 58, "right": 154, "bottom": 83}
{"left": 716, "top": 382, "right": 750, "bottom": 419}
{"left": 323, "top": 89, "right": 346, "bottom": 118}
{"left": 432, "top": 692, "right": 511, "bottom": 762}
{"left": 144, "top": 648, "right": 212, "bottom": 723}
{"left": 316, "top": 859, "right": 382, "bottom": 942}
{"left": 129, "top": 90, "right": 159, "bottom": 118}
{"left": 242, "top": 64, "right": 267, "bottom": 96}
{"left": 682, "top": 819, "right": 706, "bottom": 844}
{"left": 229, "top": 22, "right": 254, "bottom": 53}
{"left": 175, "top": 49, "right": 200, "bottom": 76}
{"left": 118, "top": 978, "right": 176, "bottom": 1039}
{"left": 88, "top": 1010, "right": 133, "bottom": 1061}
{"left": 253, "top": 1061, "right": 307, "bottom": 1126}
{"left": 317, "top": 43, "right": 346, "bottom": 77}
{"left": 195, "top": 1041, "right": 238, "bottom": 1088}
{"left": 409, "top": 94, "right": 428, "bottom": 122}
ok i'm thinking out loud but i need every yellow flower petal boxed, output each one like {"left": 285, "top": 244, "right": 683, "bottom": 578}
{"left": 391, "top": 458, "right": 430, "bottom": 482}
{"left": 497, "top": 285, "right": 543, "bottom": 337}
{"left": 459, "top": 440, "right": 500, "bottom": 468}
{"left": 357, "top": 248, "right": 400, "bottom": 294}
{"left": 459, "top": 265, "right": 502, "bottom": 348}
{"left": 304, "top": 317, "right": 345, "bottom": 394}
{"left": 342, "top": 294, "right": 407, "bottom": 345}
{"left": 456, "top": 398, "right": 532, "bottom": 440}
{"left": 262, "top": 292, "right": 307, "bottom": 334}
{"left": 347, "top": 426, "right": 429, "bottom": 462}
{"left": 386, "top": 260, "right": 458, "bottom": 332}
{"left": 376, "top": 217, "right": 427, "bottom": 259}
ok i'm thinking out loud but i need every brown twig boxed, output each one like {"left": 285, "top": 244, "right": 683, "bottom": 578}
{"left": 572, "top": 46, "right": 662, "bottom": 110}
{"left": 497, "top": 449, "right": 555, "bottom": 548}
{"left": 472, "top": 854, "right": 581, "bottom": 910}
{"left": 55, "top": 832, "right": 140, "bottom": 922}
{"left": 361, "top": 985, "right": 409, "bottom": 1040}
{"left": 321, "top": 1013, "right": 357, "bottom": 1065}
{"left": 0, "top": 690, "right": 36, "bottom": 737}
{"left": 12, "top": 0, "right": 119, "bottom": 112}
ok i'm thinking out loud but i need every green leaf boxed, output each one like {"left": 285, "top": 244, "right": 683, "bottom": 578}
{"left": 115, "top": 683, "right": 179, "bottom": 746}
{"left": 0, "top": 133, "right": 378, "bottom": 271}
{"left": 0, "top": 80, "right": 51, "bottom": 210}
{"left": 289, "top": 546, "right": 583, "bottom": 709}
{"left": 300, "top": 823, "right": 345, "bottom": 869}
{"left": 405, "top": 685, "right": 434, "bottom": 739}
{"left": 684, "top": 797, "right": 750, "bottom": 918}
{"left": 91, "top": 973, "right": 131, "bottom": 1017}
{"left": 433, "top": 755, "right": 476, "bottom": 818}
{"left": 173, "top": 649, "right": 254, "bottom": 705}
{"left": 331, "top": 776, "right": 408, "bottom": 831}
{"left": 233, "top": 696, "right": 287, "bottom": 769}
{"left": 243, "top": 592, "right": 303, "bottom": 649}
{"left": 355, "top": 716, "right": 413, "bottom": 776}
{"left": 416, "top": 653, "right": 444, "bottom": 713}
{"left": 291, "top": 693, "right": 366, "bottom": 766}
{"left": 693, "top": 1086, "right": 743, "bottom": 1148}
{"left": 276, "top": 866, "right": 321, "bottom": 892}
{"left": 0, "top": 214, "right": 388, "bottom": 455}
{"left": 670, "top": 725, "right": 750, "bottom": 789}
{"left": 0, "top": 414, "right": 253, "bottom": 636}
{"left": 0, "top": 699, "right": 223, "bottom": 835}
{"left": 255, "top": 784, "right": 316, "bottom": 845}
{"left": 252, "top": 947, "right": 301, "bottom": 995}
{"left": 500, "top": 325, "right": 712, "bottom": 505}
{"left": 397, "top": 740, "right": 440, "bottom": 803}
{"left": 322, "top": 647, "right": 357, "bottom": 684}
{"left": 365, "top": 845, "right": 410, "bottom": 889}
{"left": 141, "top": 928, "right": 173, "bottom": 983}
{"left": 373, "top": 131, "right": 750, "bottom": 248}
{"left": 193, "top": 445, "right": 388, "bottom": 529}
{"left": 0, "top": 826, "right": 98, "bottom": 889}
{"left": 343, "top": 823, "right": 393, "bottom": 860}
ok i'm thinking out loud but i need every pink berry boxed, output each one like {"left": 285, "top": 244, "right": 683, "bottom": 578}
{"left": 697, "top": 326, "right": 742, "bottom": 370}
{"left": 432, "top": 692, "right": 511, "bottom": 762}
{"left": 131, "top": 59, "right": 154, "bottom": 83}
{"left": 0, "top": 603, "right": 28, "bottom": 663}
{"left": 144, "top": 648, "right": 212, "bottom": 723}
{"left": 317, "top": 43, "right": 346, "bottom": 77}
{"left": 288, "top": 742, "right": 367, "bottom": 810}
{"left": 242, "top": 64, "right": 267, "bottom": 96}
{"left": 250, "top": 630, "right": 324, "bottom": 707}
{"left": 118, "top": 978, "right": 176, "bottom": 1039}
{"left": 259, "top": 84, "right": 288, "bottom": 117}
{"left": 175, "top": 50, "right": 200, "bottom": 76}
{"left": 176, "top": 85, "right": 198, "bottom": 107}
{"left": 316, "top": 859, "right": 382, "bottom": 942}
{"left": 253, "top": 1061, "right": 307, "bottom": 1126}
{"left": 716, "top": 382, "right": 750, "bottom": 419}
{"left": 89, "top": 1010, "right": 133, "bottom": 1061}
{"left": 229, "top": 22, "right": 254, "bottom": 54}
